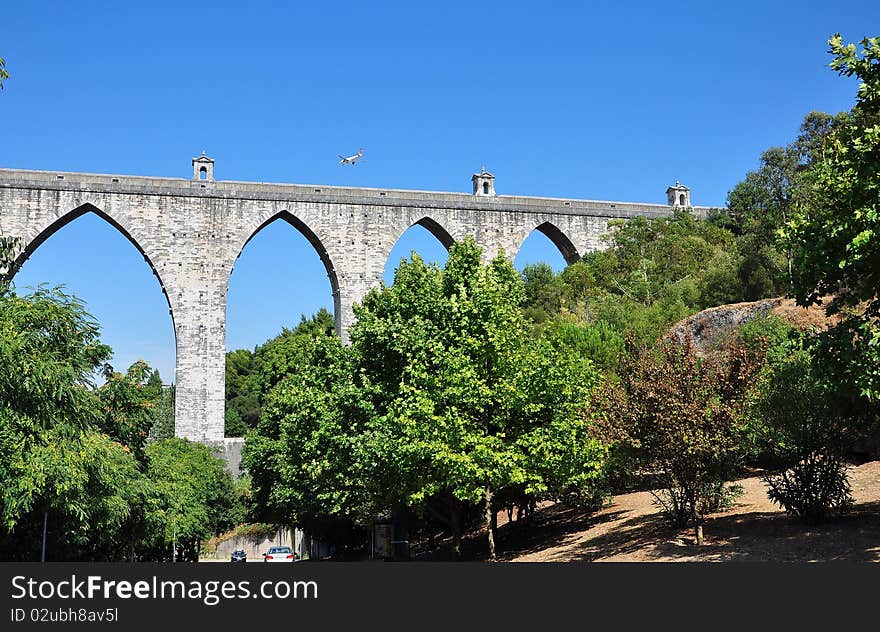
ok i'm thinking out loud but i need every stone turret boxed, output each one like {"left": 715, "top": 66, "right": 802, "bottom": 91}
{"left": 192, "top": 151, "right": 215, "bottom": 181}
{"left": 666, "top": 180, "right": 690, "bottom": 207}
{"left": 472, "top": 167, "right": 496, "bottom": 197}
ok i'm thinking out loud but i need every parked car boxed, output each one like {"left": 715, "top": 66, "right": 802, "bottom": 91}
{"left": 263, "top": 545, "right": 296, "bottom": 562}
{"left": 230, "top": 549, "right": 247, "bottom": 563}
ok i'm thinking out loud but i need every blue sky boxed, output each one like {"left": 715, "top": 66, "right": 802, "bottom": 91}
{"left": 2, "top": 1, "right": 877, "bottom": 382}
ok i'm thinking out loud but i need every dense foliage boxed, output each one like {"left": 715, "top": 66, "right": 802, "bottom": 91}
{"left": 786, "top": 35, "right": 880, "bottom": 402}
{"left": 520, "top": 208, "right": 782, "bottom": 357}
{"left": 244, "top": 240, "right": 610, "bottom": 559}
{"left": 750, "top": 336, "right": 856, "bottom": 521}
{"left": 4, "top": 34, "right": 880, "bottom": 561}
{"left": 225, "top": 308, "right": 335, "bottom": 436}
{"left": 241, "top": 35, "right": 880, "bottom": 551}
{"left": 0, "top": 279, "right": 239, "bottom": 560}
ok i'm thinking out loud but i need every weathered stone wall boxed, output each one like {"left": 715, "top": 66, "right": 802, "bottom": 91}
{"left": 0, "top": 167, "right": 714, "bottom": 443}
{"left": 203, "top": 525, "right": 305, "bottom": 561}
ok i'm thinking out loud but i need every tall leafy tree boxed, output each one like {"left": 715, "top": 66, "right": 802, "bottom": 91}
{"left": 786, "top": 34, "right": 880, "bottom": 401}
{"left": 0, "top": 286, "right": 110, "bottom": 532}
{"left": 148, "top": 384, "right": 175, "bottom": 441}
{"left": 521, "top": 262, "right": 561, "bottom": 323}
{"left": 243, "top": 334, "right": 370, "bottom": 531}
{"left": 245, "top": 241, "right": 609, "bottom": 560}
{"left": 352, "top": 240, "right": 607, "bottom": 559}
{"left": 225, "top": 308, "right": 336, "bottom": 435}
{"left": 719, "top": 111, "right": 844, "bottom": 298}
{"left": 0, "top": 234, "right": 239, "bottom": 559}
{"left": 141, "top": 438, "right": 241, "bottom": 561}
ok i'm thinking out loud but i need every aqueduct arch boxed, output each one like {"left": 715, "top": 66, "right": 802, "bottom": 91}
{"left": 229, "top": 209, "right": 341, "bottom": 331}
{"left": 411, "top": 216, "right": 456, "bottom": 251}
{"left": 0, "top": 161, "right": 710, "bottom": 446}
{"left": 14, "top": 202, "right": 176, "bottom": 316}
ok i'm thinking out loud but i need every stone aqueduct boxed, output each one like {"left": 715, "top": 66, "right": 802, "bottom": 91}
{"left": 0, "top": 155, "right": 711, "bottom": 455}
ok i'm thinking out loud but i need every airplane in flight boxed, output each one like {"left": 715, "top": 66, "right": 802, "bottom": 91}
{"left": 339, "top": 148, "right": 364, "bottom": 165}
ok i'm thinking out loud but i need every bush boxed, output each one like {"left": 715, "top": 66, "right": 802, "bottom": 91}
{"left": 764, "top": 454, "right": 852, "bottom": 521}
{"left": 653, "top": 481, "right": 744, "bottom": 527}
{"left": 751, "top": 339, "right": 855, "bottom": 522}
{"left": 607, "top": 338, "right": 762, "bottom": 543}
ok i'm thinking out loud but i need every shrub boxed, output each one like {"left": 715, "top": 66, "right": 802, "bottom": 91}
{"left": 764, "top": 454, "right": 852, "bottom": 521}
{"left": 751, "top": 340, "right": 855, "bottom": 521}
{"left": 607, "top": 338, "right": 762, "bottom": 543}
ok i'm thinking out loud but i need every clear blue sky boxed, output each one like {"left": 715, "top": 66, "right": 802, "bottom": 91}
{"left": 2, "top": 1, "right": 876, "bottom": 382}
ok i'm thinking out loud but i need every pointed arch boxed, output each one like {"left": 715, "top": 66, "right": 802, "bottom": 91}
{"left": 382, "top": 215, "right": 456, "bottom": 284}
{"left": 532, "top": 221, "right": 580, "bottom": 265}
{"left": 413, "top": 216, "right": 455, "bottom": 250}
{"left": 12, "top": 203, "right": 175, "bottom": 328}
{"left": 231, "top": 210, "right": 340, "bottom": 331}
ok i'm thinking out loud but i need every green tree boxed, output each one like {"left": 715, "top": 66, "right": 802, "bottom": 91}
{"left": 96, "top": 360, "right": 159, "bottom": 466}
{"left": 0, "top": 240, "right": 236, "bottom": 559}
{"left": 0, "top": 428, "right": 145, "bottom": 561}
{"left": 0, "top": 57, "right": 8, "bottom": 89}
{"left": 522, "top": 210, "right": 738, "bottom": 347}
{"left": 148, "top": 384, "right": 175, "bottom": 441}
{"left": 718, "top": 111, "right": 843, "bottom": 299}
{"left": 141, "top": 438, "right": 240, "bottom": 561}
{"left": 513, "top": 332, "right": 609, "bottom": 508}
{"left": 352, "top": 240, "right": 607, "bottom": 559}
{"left": 244, "top": 334, "right": 371, "bottom": 533}
{"left": 786, "top": 34, "right": 880, "bottom": 400}
{"left": 0, "top": 283, "right": 149, "bottom": 561}
{"left": 225, "top": 308, "right": 336, "bottom": 435}
{"left": 246, "top": 242, "right": 610, "bottom": 560}
{"left": 521, "top": 262, "right": 561, "bottom": 323}
{"left": 252, "top": 308, "right": 336, "bottom": 397}
{"left": 0, "top": 286, "right": 110, "bottom": 532}
{"left": 225, "top": 348, "right": 258, "bottom": 433}
{"left": 539, "top": 319, "right": 625, "bottom": 375}
{"left": 146, "top": 369, "right": 162, "bottom": 395}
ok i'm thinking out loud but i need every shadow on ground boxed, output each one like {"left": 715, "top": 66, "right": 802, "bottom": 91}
{"left": 413, "top": 498, "right": 880, "bottom": 562}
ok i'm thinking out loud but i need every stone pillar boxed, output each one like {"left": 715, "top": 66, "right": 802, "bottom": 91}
{"left": 334, "top": 268, "right": 382, "bottom": 343}
{"left": 329, "top": 231, "right": 385, "bottom": 342}
{"left": 172, "top": 267, "right": 228, "bottom": 443}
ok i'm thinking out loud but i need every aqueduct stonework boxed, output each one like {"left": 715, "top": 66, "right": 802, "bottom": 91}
{"left": 0, "top": 158, "right": 711, "bottom": 453}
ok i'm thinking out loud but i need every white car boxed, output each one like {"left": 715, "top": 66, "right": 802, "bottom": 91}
{"left": 263, "top": 545, "right": 296, "bottom": 562}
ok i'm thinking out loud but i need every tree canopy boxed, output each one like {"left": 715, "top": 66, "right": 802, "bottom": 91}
{"left": 0, "top": 278, "right": 238, "bottom": 560}
{"left": 244, "top": 239, "right": 610, "bottom": 559}
{"left": 785, "top": 35, "right": 880, "bottom": 401}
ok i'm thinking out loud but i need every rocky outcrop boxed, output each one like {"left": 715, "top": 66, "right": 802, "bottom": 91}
{"left": 670, "top": 297, "right": 840, "bottom": 354}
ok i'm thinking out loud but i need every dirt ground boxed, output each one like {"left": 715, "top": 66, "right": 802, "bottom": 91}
{"left": 484, "top": 461, "right": 880, "bottom": 562}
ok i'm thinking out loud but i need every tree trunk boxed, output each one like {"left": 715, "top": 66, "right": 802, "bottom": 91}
{"left": 450, "top": 500, "right": 461, "bottom": 560}
{"left": 40, "top": 509, "right": 48, "bottom": 562}
{"left": 695, "top": 523, "right": 704, "bottom": 546}
{"left": 485, "top": 485, "right": 496, "bottom": 561}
